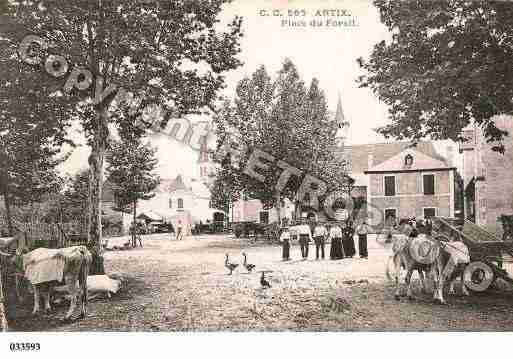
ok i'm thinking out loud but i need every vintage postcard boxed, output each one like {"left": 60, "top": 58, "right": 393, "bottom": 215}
{"left": 1, "top": 0, "right": 513, "bottom": 356}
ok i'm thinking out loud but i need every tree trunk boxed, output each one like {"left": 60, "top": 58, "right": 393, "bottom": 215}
{"left": 274, "top": 191, "right": 281, "bottom": 226}
{"left": 132, "top": 199, "right": 137, "bottom": 247}
{"left": 87, "top": 107, "right": 109, "bottom": 275}
{"left": 3, "top": 191, "right": 13, "bottom": 237}
{"left": 293, "top": 198, "right": 301, "bottom": 222}
{"left": 0, "top": 261, "right": 8, "bottom": 332}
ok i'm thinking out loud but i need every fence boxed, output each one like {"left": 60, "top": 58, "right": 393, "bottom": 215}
{"left": 15, "top": 221, "right": 87, "bottom": 250}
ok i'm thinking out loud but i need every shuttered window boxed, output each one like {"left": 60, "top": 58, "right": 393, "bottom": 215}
{"left": 384, "top": 176, "right": 396, "bottom": 196}
{"left": 423, "top": 174, "right": 435, "bottom": 195}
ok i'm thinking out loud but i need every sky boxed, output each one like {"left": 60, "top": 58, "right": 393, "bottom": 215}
{"left": 59, "top": 0, "right": 459, "bottom": 178}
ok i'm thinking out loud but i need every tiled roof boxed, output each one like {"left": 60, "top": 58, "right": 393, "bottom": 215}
{"left": 366, "top": 148, "right": 451, "bottom": 172}
{"left": 337, "top": 141, "right": 448, "bottom": 174}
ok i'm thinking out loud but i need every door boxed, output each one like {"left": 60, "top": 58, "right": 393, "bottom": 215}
{"left": 259, "top": 211, "right": 269, "bottom": 224}
{"left": 423, "top": 208, "right": 436, "bottom": 219}
{"left": 384, "top": 209, "right": 397, "bottom": 224}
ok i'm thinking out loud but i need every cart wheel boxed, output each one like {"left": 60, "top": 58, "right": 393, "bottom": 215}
{"left": 463, "top": 261, "right": 495, "bottom": 292}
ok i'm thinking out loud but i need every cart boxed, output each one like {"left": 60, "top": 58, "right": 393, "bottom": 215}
{"left": 431, "top": 217, "right": 513, "bottom": 292}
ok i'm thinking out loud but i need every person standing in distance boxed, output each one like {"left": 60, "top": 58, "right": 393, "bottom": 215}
{"left": 176, "top": 220, "right": 183, "bottom": 240}
{"left": 297, "top": 221, "right": 313, "bottom": 260}
{"left": 356, "top": 220, "right": 371, "bottom": 259}
{"left": 313, "top": 222, "right": 328, "bottom": 260}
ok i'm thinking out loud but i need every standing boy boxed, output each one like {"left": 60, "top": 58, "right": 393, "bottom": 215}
{"left": 356, "top": 220, "right": 371, "bottom": 259}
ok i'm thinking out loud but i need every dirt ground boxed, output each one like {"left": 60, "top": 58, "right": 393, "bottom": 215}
{"left": 11, "top": 233, "right": 513, "bottom": 331}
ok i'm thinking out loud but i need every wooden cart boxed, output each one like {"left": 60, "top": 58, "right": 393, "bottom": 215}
{"left": 431, "top": 217, "right": 513, "bottom": 292}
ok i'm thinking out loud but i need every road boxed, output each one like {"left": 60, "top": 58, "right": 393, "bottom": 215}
{"left": 12, "top": 233, "right": 513, "bottom": 331}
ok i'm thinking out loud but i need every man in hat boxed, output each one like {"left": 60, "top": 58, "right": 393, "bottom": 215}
{"left": 313, "top": 222, "right": 328, "bottom": 260}
{"left": 356, "top": 219, "right": 371, "bottom": 259}
{"left": 296, "top": 220, "right": 312, "bottom": 260}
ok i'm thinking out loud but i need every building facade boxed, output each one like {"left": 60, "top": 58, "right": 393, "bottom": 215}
{"left": 460, "top": 115, "right": 513, "bottom": 235}
{"left": 103, "top": 141, "right": 226, "bottom": 235}
{"left": 364, "top": 147, "right": 457, "bottom": 222}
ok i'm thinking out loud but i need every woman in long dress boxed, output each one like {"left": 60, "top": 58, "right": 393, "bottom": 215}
{"left": 342, "top": 221, "right": 356, "bottom": 258}
{"left": 329, "top": 223, "right": 344, "bottom": 260}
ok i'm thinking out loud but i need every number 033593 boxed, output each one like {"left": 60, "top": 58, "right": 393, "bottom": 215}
{"left": 9, "top": 342, "right": 41, "bottom": 351}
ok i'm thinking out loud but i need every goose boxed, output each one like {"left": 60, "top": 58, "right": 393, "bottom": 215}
{"left": 260, "top": 272, "right": 271, "bottom": 288}
{"left": 224, "top": 253, "right": 238, "bottom": 275}
{"left": 242, "top": 252, "right": 256, "bottom": 273}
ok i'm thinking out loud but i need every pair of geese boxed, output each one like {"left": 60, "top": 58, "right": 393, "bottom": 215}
{"left": 224, "top": 253, "right": 271, "bottom": 288}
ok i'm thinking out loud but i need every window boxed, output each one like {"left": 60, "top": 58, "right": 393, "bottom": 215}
{"left": 423, "top": 174, "right": 435, "bottom": 195}
{"left": 384, "top": 208, "right": 397, "bottom": 221}
{"left": 178, "top": 198, "right": 184, "bottom": 209}
{"left": 384, "top": 176, "right": 396, "bottom": 196}
{"left": 169, "top": 198, "right": 172, "bottom": 208}
{"left": 259, "top": 211, "right": 269, "bottom": 224}
{"left": 423, "top": 208, "right": 436, "bottom": 218}
{"left": 404, "top": 154, "right": 414, "bottom": 167}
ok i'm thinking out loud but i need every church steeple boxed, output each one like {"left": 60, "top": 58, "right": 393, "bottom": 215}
{"left": 198, "top": 137, "right": 215, "bottom": 187}
{"left": 335, "top": 93, "right": 350, "bottom": 147}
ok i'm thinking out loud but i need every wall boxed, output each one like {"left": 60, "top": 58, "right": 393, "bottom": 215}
{"left": 232, "top": 198, "right": 294, "bottom": 223}
{"left": 463, "top": 116, "right": 513, "bottom": 235}
{"left": 480, "top": 116, "right": 513, "bottom": 234}
{"left": 368, "top": 169, "right": 453, "bottom": 219}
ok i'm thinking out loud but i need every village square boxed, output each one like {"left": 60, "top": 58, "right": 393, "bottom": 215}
{"left": 1, "top": 0, "right": 513, "bottom": 335}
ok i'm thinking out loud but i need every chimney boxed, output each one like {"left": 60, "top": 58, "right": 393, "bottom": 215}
{"left": 367, "top": 154, "right": 374, "bottom": 169}
{"left": 446, "top": 145, "right": 454, "bottom": 167}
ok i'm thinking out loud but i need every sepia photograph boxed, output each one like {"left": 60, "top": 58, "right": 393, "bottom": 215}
{"left": 1, "top": 0, "right": 513, "bottom": 356}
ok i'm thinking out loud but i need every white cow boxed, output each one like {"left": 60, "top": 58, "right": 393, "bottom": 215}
{"left": 22, "top": 246, "right": 92, "bottom": 320}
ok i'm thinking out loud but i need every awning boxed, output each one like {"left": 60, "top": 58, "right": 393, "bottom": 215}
{"left": 137, "top": 210, "right": 163, "bottom": 222}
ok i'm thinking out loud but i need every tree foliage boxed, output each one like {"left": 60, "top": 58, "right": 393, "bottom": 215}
{"left": 358, "top": 0, "right": 513, "bottom": 152}
{"left": 1, "top": 1, "right": 243, "bottom": 250}
{"left": 106, "top": 135, "right": 160, "bottom": 219}
{"left": 214, "top": 59, "right": 351, "bottom": 219}
{"left": 0, "top": 35, "right": 72, "bottom": 235}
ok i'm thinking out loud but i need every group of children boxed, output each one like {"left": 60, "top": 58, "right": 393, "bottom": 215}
{"left": 279, "top": 220, "right": 372, "bottom": 261}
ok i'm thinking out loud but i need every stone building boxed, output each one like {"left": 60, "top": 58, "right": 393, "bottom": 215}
{"left": 363, "top": 145, "right": 458, "bottom": 222}
{"left": 460, "top": 115, "right": 513, "bottom": 235}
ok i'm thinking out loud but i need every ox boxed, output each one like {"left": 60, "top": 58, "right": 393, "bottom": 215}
{"left": 1, "top": 244, "right": 92, "bottom": 320}
{"left": 387, "top": 233, "right": 470, "bottom": 304}
{"left": 431, "top": 237, "right": 470, "bottom": 303}
{"left": 386, "top": 234, "right": 431, "bottom": 300}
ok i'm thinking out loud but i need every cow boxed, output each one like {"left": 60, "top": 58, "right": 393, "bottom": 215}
{"left": 386, "top": 233, "right": 432, "bottom": 300}
{"left": 431, "top": 236, "right": 471, "bottom": 304}
{"left": 386, "top": 232, "right": 470, "bottom": 304}
{"left": 1, "top": 244, "right": 92, "bottom": 321}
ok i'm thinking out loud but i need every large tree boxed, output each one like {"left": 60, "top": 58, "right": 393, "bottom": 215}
{"left": 358, "top": 0, "right": 513, "bottom": 152}
{"left": 214, "top": 60, "right": 351, "bottom": 223}
{"left": 0, "top": 39, "right": 71, "bottom": 236}
{"left": 106, "top": 134, "right": 159, "bottom": 247}
{"left": 2, "top": 1, "right": 242, "bottom": 263}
